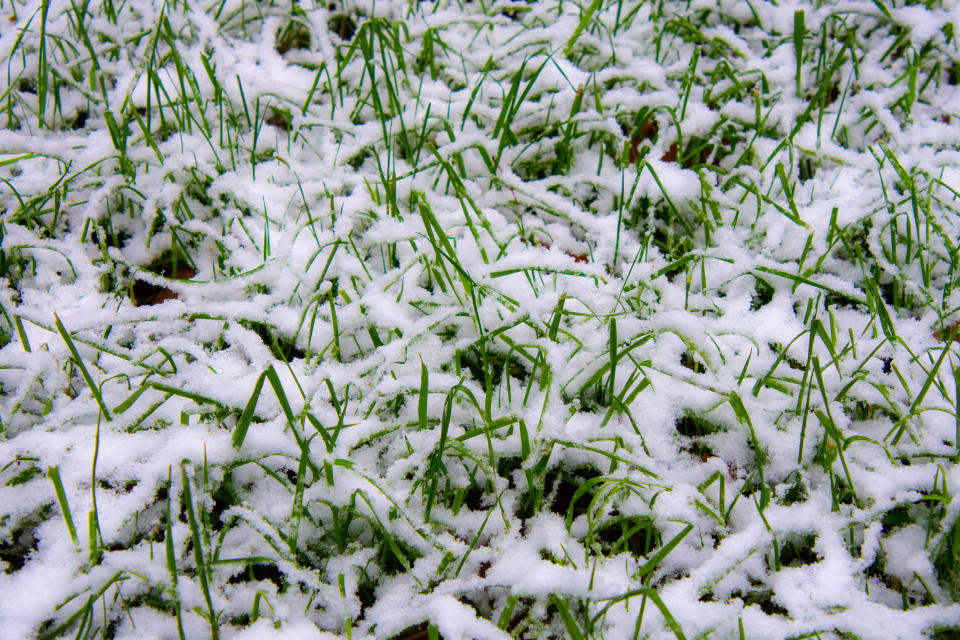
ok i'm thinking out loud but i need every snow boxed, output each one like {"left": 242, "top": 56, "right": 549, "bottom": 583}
{"left": 1, "top": 0, "right": 960, "bottom": 638}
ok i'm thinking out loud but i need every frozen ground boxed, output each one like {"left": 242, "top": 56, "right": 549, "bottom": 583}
{"left": 1, "top": 0, "right": 960, "bottom": 638}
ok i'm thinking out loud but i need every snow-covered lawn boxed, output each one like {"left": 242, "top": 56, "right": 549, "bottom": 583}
{"left": 1, "top": 0, "right": 960, "bottom": 638}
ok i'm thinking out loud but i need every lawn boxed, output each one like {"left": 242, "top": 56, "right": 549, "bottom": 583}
{"left": 1, "top": 0, "right": 960, "bottom": 638}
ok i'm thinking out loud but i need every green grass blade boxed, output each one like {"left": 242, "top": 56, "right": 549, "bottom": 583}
{"left": 147, "top": 381, "right": 223, "bottom": 407}
{"left": 793, "top": 10, "right": 805, "bottom": 95}
{"left": 891, "top": 331, "right": 959, "bottom": 446}
{"left": 264, "top": 365, "right": 297, "bottom": 425}
{"left": 48, "top": 466, "right": 79, "bottom": 548}
{"left": 635, "top": 523, "right": 693, "bottom": 580}
{"left": 87, "top": 509, "right": 101, "bottom": 566}
{"left": 608, "top": 317, "right": 618, "bottom": 405}
{"left": 36, "top": 572, "right": 127, "bottom": 640}
{"left": 419, "top": 358, "right": 429, "bottom": 432}
{"left": 36, "top": 0, "right": 49, "bottom": 129}
{"left": 233, "top": 371, "right": 267, "bottom": 449}
{"left": 53, "top": 313, "right": 112, "bottom": 421}
{"left": 13, "top": 314, "right": 30, "bottom": 352}
{"left": 180, "top": 465, "right": 220, "bottom": 640}
{"left": 453, "top": 491, "right": 502, "bottom": 577}
{"left": 645, "top": 589, "right": 688, "bottom": 640}
{"left": 165, "top": 468, "right": 187, "bottom": 640}
{"left": 425, "top": 380, "right": 462, "bottom": 521}
{"left": 550, "top": 594, "right": 585, "bottom": 640}
{"left": 565, "top": 0, "right": 603, "bottom": 59}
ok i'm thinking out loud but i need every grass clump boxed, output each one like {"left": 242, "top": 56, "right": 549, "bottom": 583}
{"left": 1, "top": 0, "right": 960, "bottom": 638}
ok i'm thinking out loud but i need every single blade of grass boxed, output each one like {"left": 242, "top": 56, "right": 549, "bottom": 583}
{"left": 180, "top": 464, "right": 220, "bottom": 640}
{"left": 753, "top": 266, "right": 866, "bottom": 307}
{"left": 453, "top": 490, "right": 502, "bottom": 577}
{"left": 87, "top": 509, "right": 101, "bottom": 566}
{"left": 953, "top": 358, "right": 959, "bottom": 463}
{"left": 498, "top": 594, "right": 519, "bottom": 630}
{"left": 112, "top": 382, "right": 151, "bottom": 415}
{"left": 36, "top": 0, "right": 49, "bottom": 129}
{"left": 147, "top": 381, "right": 223, "bottom": 408}
{"left": 549, "top": 295, "right": 567, "bottom": 342}
{"left": 728, "top": 392, "right": 769, "bottom": 509}
{"left": 165, "top": 468, "right": 187, "bottom": 640}
{"left": 418, "top": 358, "right": 429, "bottom": 432}
{"left": 863, "top": 273, "right": 898, "bottom": 344}
{"left": 793, "top": 10, "right": 805, "bottom": 96}
{"left": 608, "top": 317, "right": 618, "bottom": 406}
{"left": 48, "top": 466, "right": 79, "bottom": 549}
{"left": 518, "top": 418, "right": 531, "bottom": 459}
{"left": 264, "top": 365, "right": 297, "bottom": 426}
{"left": 551, "top": 594, "right": 586, "bottom": 640}
{"left": 461, "top": 56, "right": 493, "bottom": 130}
{"left": 775, "top": 163, "right": 808, "bottom": 228}
{"left": 565, "top": 0, "right": 603, "bottom": 59}
{"left": 53, "top": 313, "right": 112, "bottom": 421}
{"left": 424, "top": 379, "right": 462, "bottom": 522}
{"left": 13, "top": 314, "right": 30, "bottom": 352}
{"left": 289, "top": 434, "right": 313, "bottom": 555}
{"left": 636, "top": 523, "right": 693, "bottom": 580}
{"left": 233, "top": 370, "right": 267, "bottom": 449}
{"left": 812, "top": 356, "right": 857, "bottom": 502}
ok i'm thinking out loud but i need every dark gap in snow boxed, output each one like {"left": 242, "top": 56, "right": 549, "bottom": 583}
{"left": 548, "top": 465, "right": 604, "bottom": 522}
{"left": 496, "top": 456, "right": 522, "bottom": 489}
{"left": 131, "top": 248, "right": 196, "bottom": 306}
{"left": 276, "top": 9, "right": 311, "bottom": 54}
{"left": 680, "top": 351, "right": 706, "bottom": 374}
{"left": 779, "top": 472, "right": 808, "bottom": 506}
{"left": 777, "top": 533, "right": 820, "bottom": 568}
{"left": 387, "top": 622, "right": 444, "bottom": 640}
{"left": 328, "top": 14, "right": 357, "bottom": 41}
{"left": 16, "top": 78, "right": 35, "bottom": 94}
{"left": 675, "top": 412, "right": 723, "bottom": 438}
{"left": 211, "top": 472, "right": 241, "bottom": 530}
{"left": 732, "top": 583, "right": 790, "bottom": 617}
{"left": 227, "top": 562, "right": 286, "bottom": 593}
{"left": 751, "top": 276, "right": 774, "bottom": 310}
{"left": 265, "top": 107, "right": 293, "bottom": 132}
{"left": 593, "top": 515, "right": 660, "bottom": 558}
{"left": 69, "top": 110, "right": 88, "bottom": 130}
{"left": 0, "top": 503, "right": 51, "bottom": 572}
{"left": 238, "top": 319, "right": 307, "bottom": 363}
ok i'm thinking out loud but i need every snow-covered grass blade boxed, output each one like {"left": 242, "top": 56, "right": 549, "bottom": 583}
{"left": 2, "top": 0, "right": 960, "bottom": 638}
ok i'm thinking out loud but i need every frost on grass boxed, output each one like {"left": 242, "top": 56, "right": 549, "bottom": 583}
{"left": 1, "top": 0, "right": 960, "bottom": 638}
